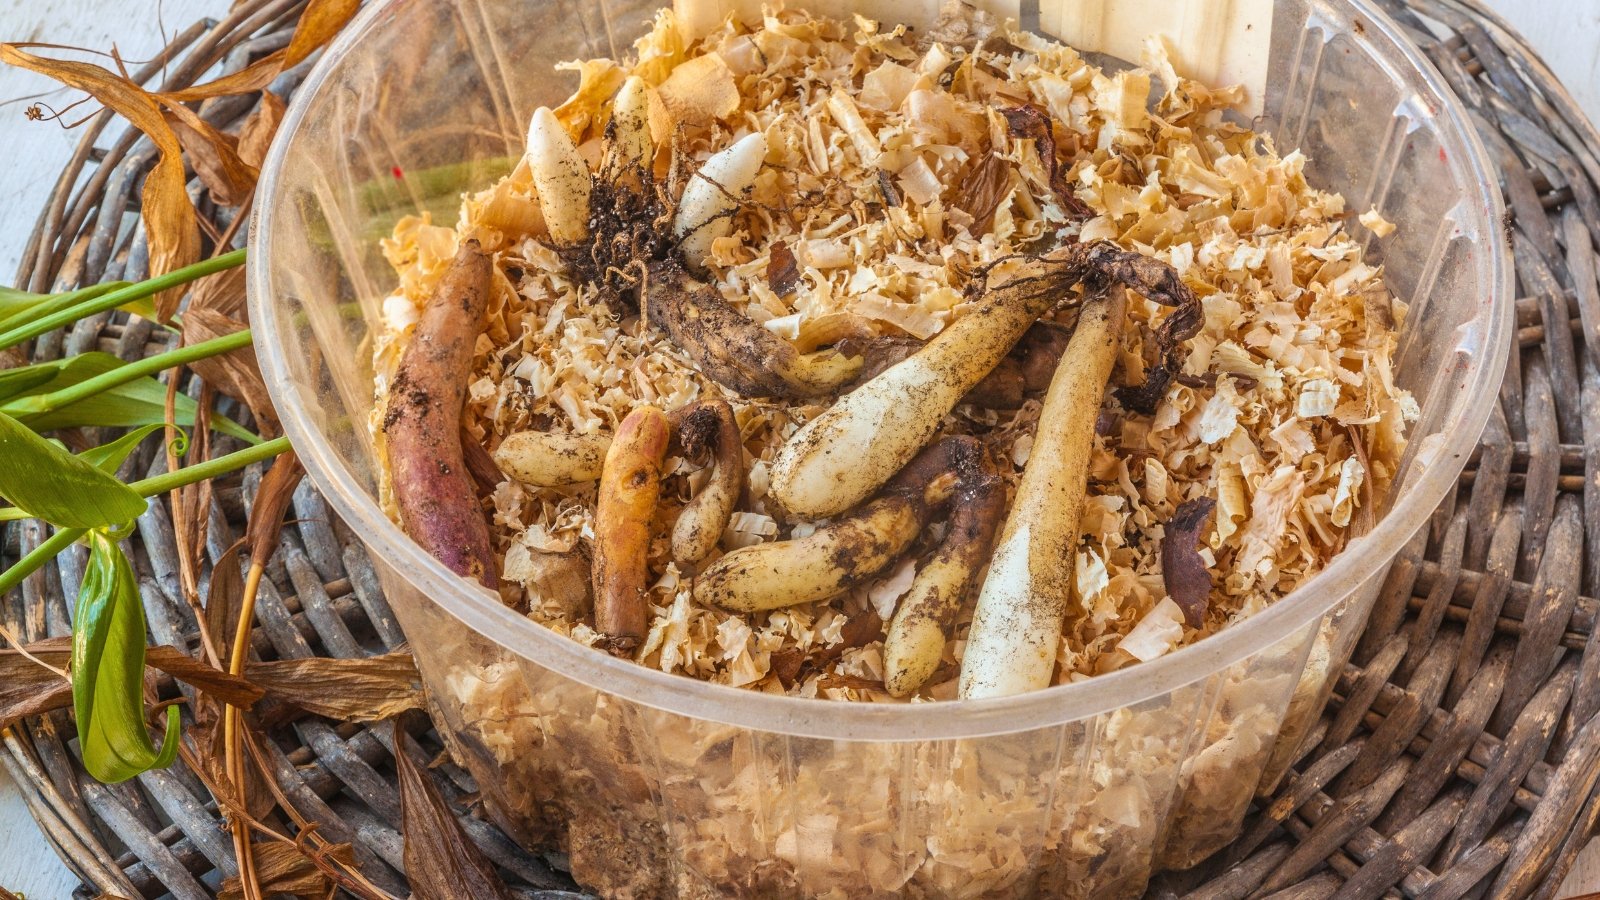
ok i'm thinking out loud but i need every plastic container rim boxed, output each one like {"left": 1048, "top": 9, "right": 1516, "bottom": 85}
{"left": 248, "top": 0, "right": 1513, "bottom": 742}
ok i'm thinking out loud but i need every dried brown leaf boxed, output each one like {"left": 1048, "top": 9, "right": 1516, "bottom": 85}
{"left": 189, "top": 265, "right": 247, "bottom": 318}
{"left": 767, "top": 241, "right": 800, "bottom": 296}
{"left": 246, "top": 652, "right": 423, "bottom": 723}
{"left": 0, "top": 640, "right": 72, "bottom": 727}
{"left": 1161, "top": 497, "right": 1217, "bottom": 628}
{"left": 0, "top": 45, "right": 199, "bottom": 319}
{"left": 205, "top": 541, "right": 246, "bottom": 684}
{"left": 162, "top": 0, "right": 360, "bottom": 103}
{"left": 145, "top": 646, "right": 263, "bottom": 707}
{"left": 238, "top": 90, "right": 287, "bottom": 169}
{"left": 164, "top": 104, "right": 258, "bottom": 207}
{"left": 219, "top": 840, "right": 354, "bottom": 900}
{"left": 958, "top": 153, "right": 1015, "bottom": 235}
{"left": 246, "top": 453, "right": 304, "bottom": 568}
{"left": 0, "top": 639, "right": 256, "bottom": 728}
{"left": 183, "top": 307, "right": 280, "bottom": 437}
{"left": 396, "top": 723, "right": 516, "bottom": 900}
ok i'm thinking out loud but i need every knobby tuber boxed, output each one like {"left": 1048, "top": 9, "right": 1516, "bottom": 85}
{"left": 592, "top": 405, "right": 671, "bottom": 654}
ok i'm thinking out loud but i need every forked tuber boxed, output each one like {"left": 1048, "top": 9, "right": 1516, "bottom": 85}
{"left": 592, "top": 406, "right": 671, "bottom": 654}
{"left": 959, "top": 288, "right": 1129, "bottom": 699}
{"left": 384, "top": 240, "right": 499, "bottom": 589}
{"left": 770, "top": 242, "right": 1187, "bottom": 519}
{"left": 695, "top": 436, "right": 986, "bottom": 613}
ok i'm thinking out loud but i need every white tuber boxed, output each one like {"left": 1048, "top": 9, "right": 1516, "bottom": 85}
{"left": 959, "top": 288, "right": 1128, "bottom": 699}
{"left": 526, "top": 106, "right": 592, "bottom": 246}
{"left": 607, "top": 76, "right": 654, "bottom": 181}
{"left": 674, "top": 132, "right": 767, "bottom": 270}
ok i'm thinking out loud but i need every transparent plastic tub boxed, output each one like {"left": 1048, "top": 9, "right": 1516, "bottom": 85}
{"left": 248, "top": 1, "right": 1511, "bottom": 896}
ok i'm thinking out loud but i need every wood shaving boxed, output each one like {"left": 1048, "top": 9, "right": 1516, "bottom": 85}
{"left": 376, "top": 4, "right": 1413, "bottom": 703}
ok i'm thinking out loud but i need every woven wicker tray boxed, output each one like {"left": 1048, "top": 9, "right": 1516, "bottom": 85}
{"left": 4, "top": 0, "right": 1599, "bottom": 896}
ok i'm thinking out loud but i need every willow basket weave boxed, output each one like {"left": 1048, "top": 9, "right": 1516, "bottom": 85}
{"left": 4, "top": 0, "right": 1599, "bottom": 897}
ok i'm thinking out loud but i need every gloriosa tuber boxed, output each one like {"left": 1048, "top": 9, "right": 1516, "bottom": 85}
{"left": 959, "top": 288, "right": 1129, "bottom": 699}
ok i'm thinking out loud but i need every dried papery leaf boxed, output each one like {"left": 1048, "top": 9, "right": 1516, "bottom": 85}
{"left": 183, "top": 307, "right": 280, "bottom": 437}
{"left": 205, "top": 542, "right": 246, "bottom": 671}
{"left": 396, "top": 723, "right": 516, "bottom": 900}
{"left": 188, "top": 265, "right": 247, "bottom": 318}
{"left": 1161, "top": 497, "right": 1217, "bottom": 628}
{"left": 246, "top": 652, "right": 422, "bottom": 723}
{"left": 219, "top": 840, "right": 353, "bottom": 900}
{"left": 237, "top": 91, "right": 287, "bottom": 169}
{"left": 767, "top": 241, "right": 800, "bottom": 296}
{"left": 163, "top": 104, "right": 258, "bottom": 207}
{"left": 959, "top": 153, "right": 1016, "bottom": 235}
{"left": 145, "top": 646, "right": 263, "bottom": 707}
{"left": 0, "top": 46, "right": 200, "bottom": 320}
{"left": 246, "top": 453, "right": 304, "bottom": 568}
{"left": 1000, "top": 104, "right": 1092, "bottom": 219}
{"left": 0, "top": 650, "right": 72, "bottom": 726}
{"left": 161, "top": 0, "right": 360, "bottom": 103}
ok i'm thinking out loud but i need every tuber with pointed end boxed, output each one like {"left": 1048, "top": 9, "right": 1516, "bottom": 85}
{"left": 674, "top": 132, "right": 767, "bottom": 271}
{"left": 526, "top": 107, "right": 592, "bottom": 246}
{"left": 769, "top": 242, "right": 1195, "bottom": 520}
{"left": 605, "top": 77, "right": 654, "bottom": 185}
{"left": 592, "top": 406, "right": 671, "bottom": 655}
{"left": 384, "top": 240, "right": 499, "bottom": 589}
{"left": 494, "top": 430, "right": 611, "bottom": 487}
{"left": 645, "top": 262, "right": 862, "bottom": 398}
{"left": 959, "top": 288, "right": 1128, "bottom": 699}
{"left": 668, "top": 400, "right": 744, "bottom": 565}
{"left": 883, "top": 473, "right": 1006, "bottom": 697}
{"left": 695, "top": 436, "right": 986, "bottom": 613}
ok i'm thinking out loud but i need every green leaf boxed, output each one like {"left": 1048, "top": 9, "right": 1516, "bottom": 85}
{"left": 72, "top": 532, "right": 180, "bottom": 784}
{"left": 0, "top": 411, "right": 147, "bottom": 529}
{"left": 0, "top": 285, "right": 48, "bottom": 322}
{"left": 0, "top": 352, "right": 256, "bottom": 443}
{"left": 78, "top": 424, "right": 175, "bottom": 474}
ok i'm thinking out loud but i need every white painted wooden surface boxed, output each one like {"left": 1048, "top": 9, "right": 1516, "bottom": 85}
{"left": 0, "top": 1, "right": 1595, "bottom": 896}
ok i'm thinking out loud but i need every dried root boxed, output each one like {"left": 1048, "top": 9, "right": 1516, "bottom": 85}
{"left": 695, "top": 436, "right": 987, "bottom": 614}
{"left": 959, "top": 287, "right": 1129, "bottom": 699}
{"left": 592, "top": 406, "right": 671, "bottom": 654}
{"left": 668, "top": 400, "right": 744, "bottom": 566}
{"left": 384, "top": 240, "right": 499, "bottom": 589}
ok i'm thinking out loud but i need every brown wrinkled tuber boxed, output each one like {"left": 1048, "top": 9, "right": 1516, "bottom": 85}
{"left": 694, "top": 436, "right": 988, "bottom": 613}
{"left": 883, "top": 472, "right": 1007, "bottom": 697}
{"left": 668, "top": 400, "right": 744, "bottom": 566}
{"left": 645, "top": 261, "right": 863, "bottom": 399}
{"left": 593, "top": 406, "right": 671, "bottom": 654}
{"left": 384, "top": 240, "right": 499, "bottom": 589}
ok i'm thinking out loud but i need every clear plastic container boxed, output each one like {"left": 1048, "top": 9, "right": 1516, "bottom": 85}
{"left": 248, "top": 1, "right": 1511, "bottom": 896}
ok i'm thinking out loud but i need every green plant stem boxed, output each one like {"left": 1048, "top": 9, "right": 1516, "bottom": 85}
{"left": 0, "top": 282, "right": 128, "bottom": 334}
{"left": 4, "top": 330, "right": 253, "bottom": 418}
{"left": 0, "top": 526, "right": 85, "bottom": 596}
{"left": 0, "top": 249, "right": 246, "bottom": 351}
{"left": 0, "top": 437, "right": 291, "bottom": 526}
{"left": 129, "top": 436, "right": 291, "bottom": 496}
